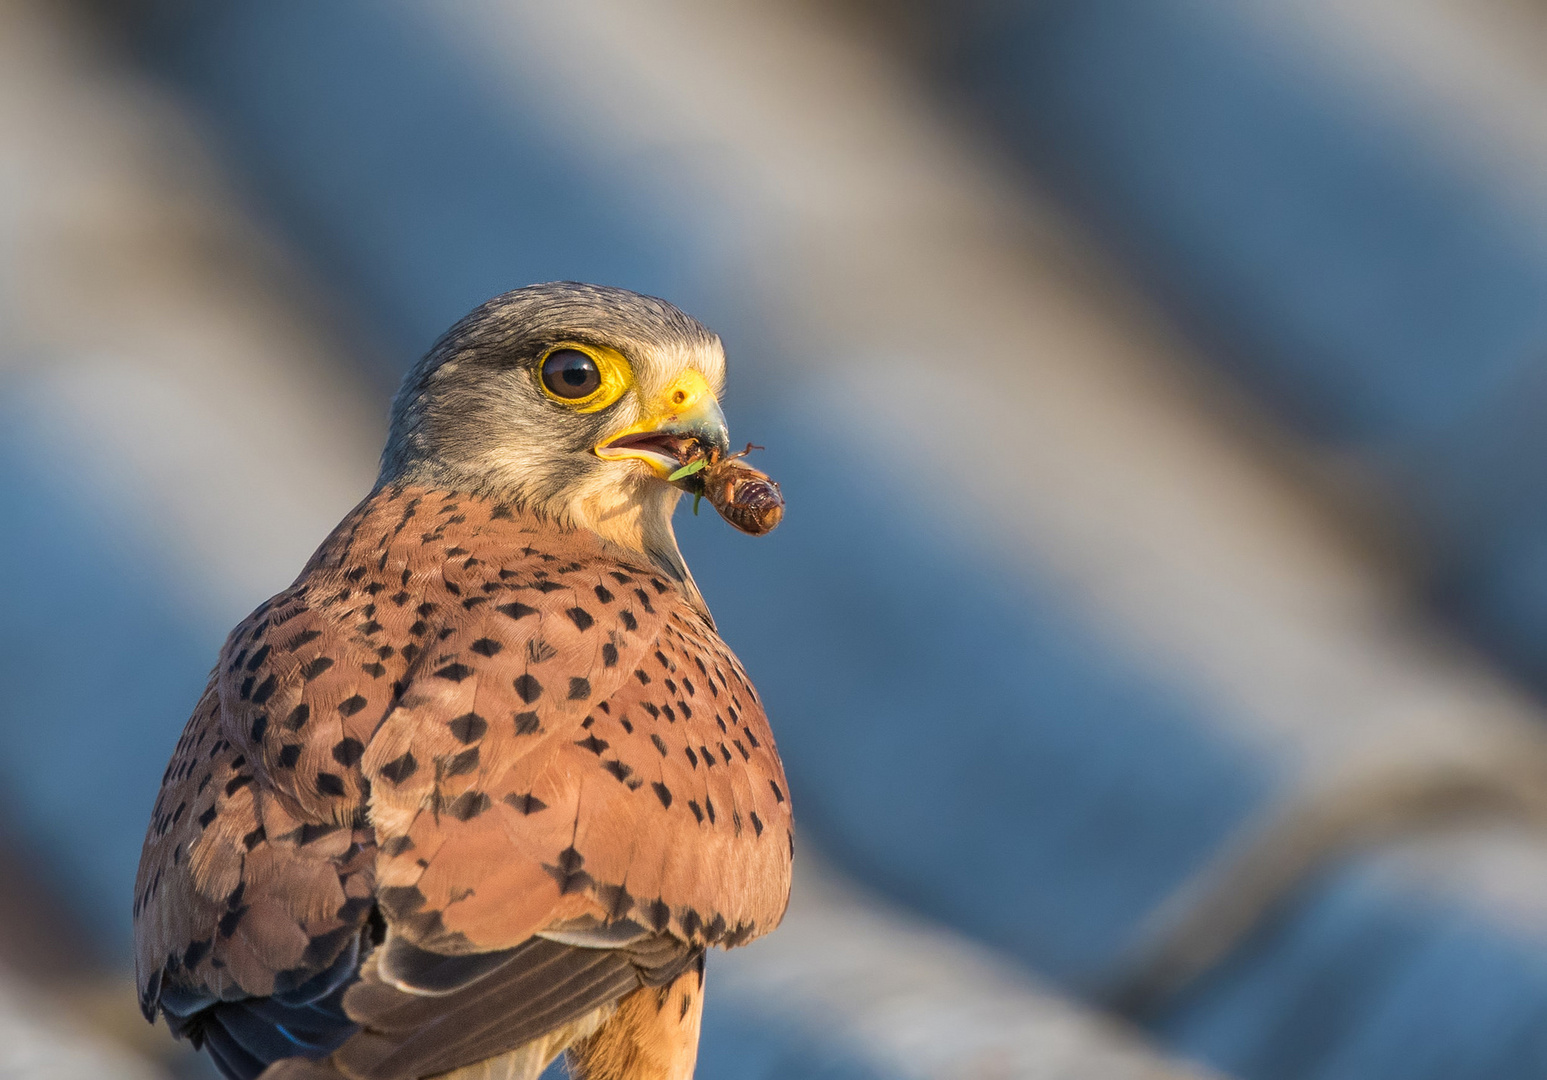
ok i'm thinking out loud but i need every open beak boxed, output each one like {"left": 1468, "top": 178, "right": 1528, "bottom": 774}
{"left": 594, "top": 369, "right": 730, "bottom": 482}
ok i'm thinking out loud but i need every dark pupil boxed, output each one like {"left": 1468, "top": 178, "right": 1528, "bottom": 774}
{"left": 542, "top": 349, "right": 601, "bottom": 399}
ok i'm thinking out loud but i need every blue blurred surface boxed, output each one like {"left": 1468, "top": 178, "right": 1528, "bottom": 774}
{"left": 0, "top": 402, "right": 217, "bottom": 947}
{"left": 8, "top": 0, "right": 1547, "bottom": 1076}
{"left": 148, "top": 1, "right": 692, "bottom": 349}
{"left": 697, "top": 996, "right": 891, "bottom": 1080}
{"left": 956, "top": 0, "right": 1547, "bottom": 445}
{"left": 949, "top": 0, "right": 1547, "bottom": 686}
{"left": 1154, "top": 858, "right": 1547, "bottom": 1080}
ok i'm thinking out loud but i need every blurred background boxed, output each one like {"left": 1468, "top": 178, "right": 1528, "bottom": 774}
{"left": 7, "top": 0, "right": 1547, "bottom": 1077}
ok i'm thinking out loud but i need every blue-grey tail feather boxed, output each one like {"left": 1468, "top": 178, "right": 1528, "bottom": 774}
{"left": 165, "top": 932, "right": 364, "bottom": 1080}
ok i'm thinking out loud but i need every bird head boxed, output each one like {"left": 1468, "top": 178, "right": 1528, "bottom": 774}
{"left": 379, "top": 282, "right": 731, "bottom": 584}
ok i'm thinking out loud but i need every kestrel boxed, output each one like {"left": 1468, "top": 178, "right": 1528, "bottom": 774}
{"left": 133, "top": 283, "right": 793, "bottom": 1080}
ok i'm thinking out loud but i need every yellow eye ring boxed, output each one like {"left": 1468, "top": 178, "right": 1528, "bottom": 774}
{"left": 536, "top": 342, "right": 632, "bottom": 413}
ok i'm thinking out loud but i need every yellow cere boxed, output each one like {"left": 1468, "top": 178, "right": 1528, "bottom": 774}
{"left": 537, "top": 341, "right": 633, "bottom": 412}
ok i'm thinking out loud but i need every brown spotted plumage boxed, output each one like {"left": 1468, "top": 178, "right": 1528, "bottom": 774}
{"left": 135, "top": 284, "right": 791, "bottom": 1080}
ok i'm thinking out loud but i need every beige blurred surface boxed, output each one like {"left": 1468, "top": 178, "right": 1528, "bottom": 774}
{"left": 1268, "top": 0, "right": 1547, "bottom": 232}
{"left": 0, "top": 971, "right": 169, "bottom": 1080}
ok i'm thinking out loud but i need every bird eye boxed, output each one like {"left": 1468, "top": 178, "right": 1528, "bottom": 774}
{"left": 540, "top": 348, "right": 602, "bottom": 400}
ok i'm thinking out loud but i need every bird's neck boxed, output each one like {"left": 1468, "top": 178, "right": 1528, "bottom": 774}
{"left": 567, "top": 477, "right": 714, "bottom": 625}
{"left": 568, "top": 475, "right": 678, "bottom": 565}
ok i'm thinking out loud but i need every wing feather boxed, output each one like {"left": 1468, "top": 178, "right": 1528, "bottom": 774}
{"left": 136, "top": 486, "right": 789, "bottom": 1079}
{"left": 333, "top": 933, "right": 696, "bottom": 1080}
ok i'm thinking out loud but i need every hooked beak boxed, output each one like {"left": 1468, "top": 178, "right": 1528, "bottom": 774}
{"left": 595, "top": 369, "right": 730, "bottom": 482}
